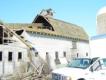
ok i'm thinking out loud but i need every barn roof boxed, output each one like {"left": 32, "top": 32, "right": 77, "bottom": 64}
{"left": 4, "top": 15, "right": 89, "bottom": 41}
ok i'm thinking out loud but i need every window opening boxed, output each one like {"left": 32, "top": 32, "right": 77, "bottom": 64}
{"left": 8, "top": 52, "right": 12, "bottom": 61}
{"left": 0, "top": 51, "right": 2, "bottom": 61}
{"left": 18, "top": 52, "right": 22, "bottom": 60}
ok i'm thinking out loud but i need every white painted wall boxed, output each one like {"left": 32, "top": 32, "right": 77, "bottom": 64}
{"left": 77, "top": 41, "right": 90, "bottom": 58}
{"left": 28, "top": 33, "right": 90, "bottom": 60}
{"left": 0, "top": 32, "right": 90, "bottom": 75}
{"left": 90, "top": 37, "right": 106, "bottom": 58}
{"left": 30, "top": 35, "right": 72, "bottom": 60}
{"left": 27, "top": 33, "right": 90, "bottom": 70}
{"left": 0, "top": 45, "right": 28, "bottom": 75}
{"left": 71, "top": 41, "right": 90, "bottom": 58}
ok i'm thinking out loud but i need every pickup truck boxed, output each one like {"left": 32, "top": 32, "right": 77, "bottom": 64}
{"left": 52, "top": 57, "right": 106, "bottom": 80}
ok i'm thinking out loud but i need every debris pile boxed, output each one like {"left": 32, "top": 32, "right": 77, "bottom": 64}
{"left": 1, "top": 58, "right": 51, "bottom": 80}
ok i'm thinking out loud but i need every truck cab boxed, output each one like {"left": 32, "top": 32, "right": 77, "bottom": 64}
{"left": 52, "top": 57, "right": 106, "bottom": 80}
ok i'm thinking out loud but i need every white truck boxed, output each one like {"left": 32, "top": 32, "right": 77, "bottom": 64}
{"left": 52, "top": 57, "right": 106, "bottom": 80}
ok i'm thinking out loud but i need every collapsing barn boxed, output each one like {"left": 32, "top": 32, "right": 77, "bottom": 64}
{"left": 0, "top": 9, "right": 90, "bottom": 79}
{"left": 0, "top": 24, "right": 50, "bottom": 80}
{"left": 0, "top": 25, "right": 27, "bottom": 75}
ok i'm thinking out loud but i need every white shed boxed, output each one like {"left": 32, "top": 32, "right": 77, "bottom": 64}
{"left": 90, "top": 34, "right": 106, "bottom": 58}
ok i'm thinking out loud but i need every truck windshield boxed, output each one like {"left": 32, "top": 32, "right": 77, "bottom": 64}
{"left": 67, "top": 58, "right": 91, "bottom": 69}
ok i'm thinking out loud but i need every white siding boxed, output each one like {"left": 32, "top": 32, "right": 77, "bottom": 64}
{"left": 90, "top": 38, "right": 106, "bottom": 58}
{"left": 0, "top": 45, "right": 27, "bottom": 75}
{"left": 77, "top": 41, "right": 90, "bottom": 58}
{"left": 28, "top": 33, "right": 90, "bottom": 59}
{"left": 0, "top": 32, "right": 90, "bottom": 75}
{"left": 0, "top": 62, "right": 3, "bottom": 75}
{"left": 71, "top": 41, "right": 90, "bottom": 58}
{"left": 29, "top": 34, "right": 72, "bottom": 60}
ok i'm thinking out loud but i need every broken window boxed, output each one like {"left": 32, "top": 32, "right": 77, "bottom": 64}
{"left": 0, "top": 38, "right": 3, "bottom": 44}
{"left": 0, "top": 26, "right": 13, "bottom": 44}
{"left": 0, "top": 26, "right": 3, "bottom": 37}
{"left": 8, "top": 52, "right": 12, "bottom": 61}
{"left": 0, "top": 51, "right": 2, "bottom": 61}
{"left": 34, "top": 16, "right": 54, "bottom": 31}
{"left": 18, "top": 52, "right": 22, "bottom": 60}
{"left": 15, "top": 30, "right": 24, "bottom": 35}
{"left": 4, "top": 32, "right": 8, "bottom": 37}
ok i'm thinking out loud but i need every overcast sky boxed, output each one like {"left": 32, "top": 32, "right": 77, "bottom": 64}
{"left": 0, "top": 0, "right": 106, "bottom": 37}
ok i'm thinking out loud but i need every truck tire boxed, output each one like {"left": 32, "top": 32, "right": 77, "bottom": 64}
{"left": 78, "top": 78, "right": 85, "bottom": 80}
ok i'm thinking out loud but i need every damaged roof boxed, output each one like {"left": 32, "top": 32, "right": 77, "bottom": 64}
{"left": 4, "top": 15, "right": 89, "bottom": 41}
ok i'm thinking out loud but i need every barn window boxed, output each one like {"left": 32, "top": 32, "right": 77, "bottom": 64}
{"left": 55, "top": 51, "right": 60, "bottom": 65}
{"left": 8, "top": 52, "right": 12, "bottom": 61}
{"left": 0, "top": 51, "right": 2, "bottom": 61}
{"left": 18, "top": 52, "right": 22, "bottom": 60}
{"left": 35, "top": 52, "right": 38, "bottom": 57}
{"left": 86, "top": 52, "right": 88, "bottom": 57}
{"left": 77, "top": 53, "right": 79, "bottom": 58}
{"left": 46, "top": 52, "right": 49, "bottom": 58}
{"left": 63, "top": 51, "right": 66, "bottom": 57}
{"left": 55, "top": 52, "right": 59, "bottom": 59}
{"left": 46, "top": 52, "right": 48, "bottom": 55}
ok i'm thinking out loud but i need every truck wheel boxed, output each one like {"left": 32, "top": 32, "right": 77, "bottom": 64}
{"left": 78, "top": 78, "right": 85, "bottom": 80}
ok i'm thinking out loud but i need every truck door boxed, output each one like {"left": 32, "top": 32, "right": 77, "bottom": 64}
{"left": 89, "top": 59, "right": 106, "bottom": 80}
